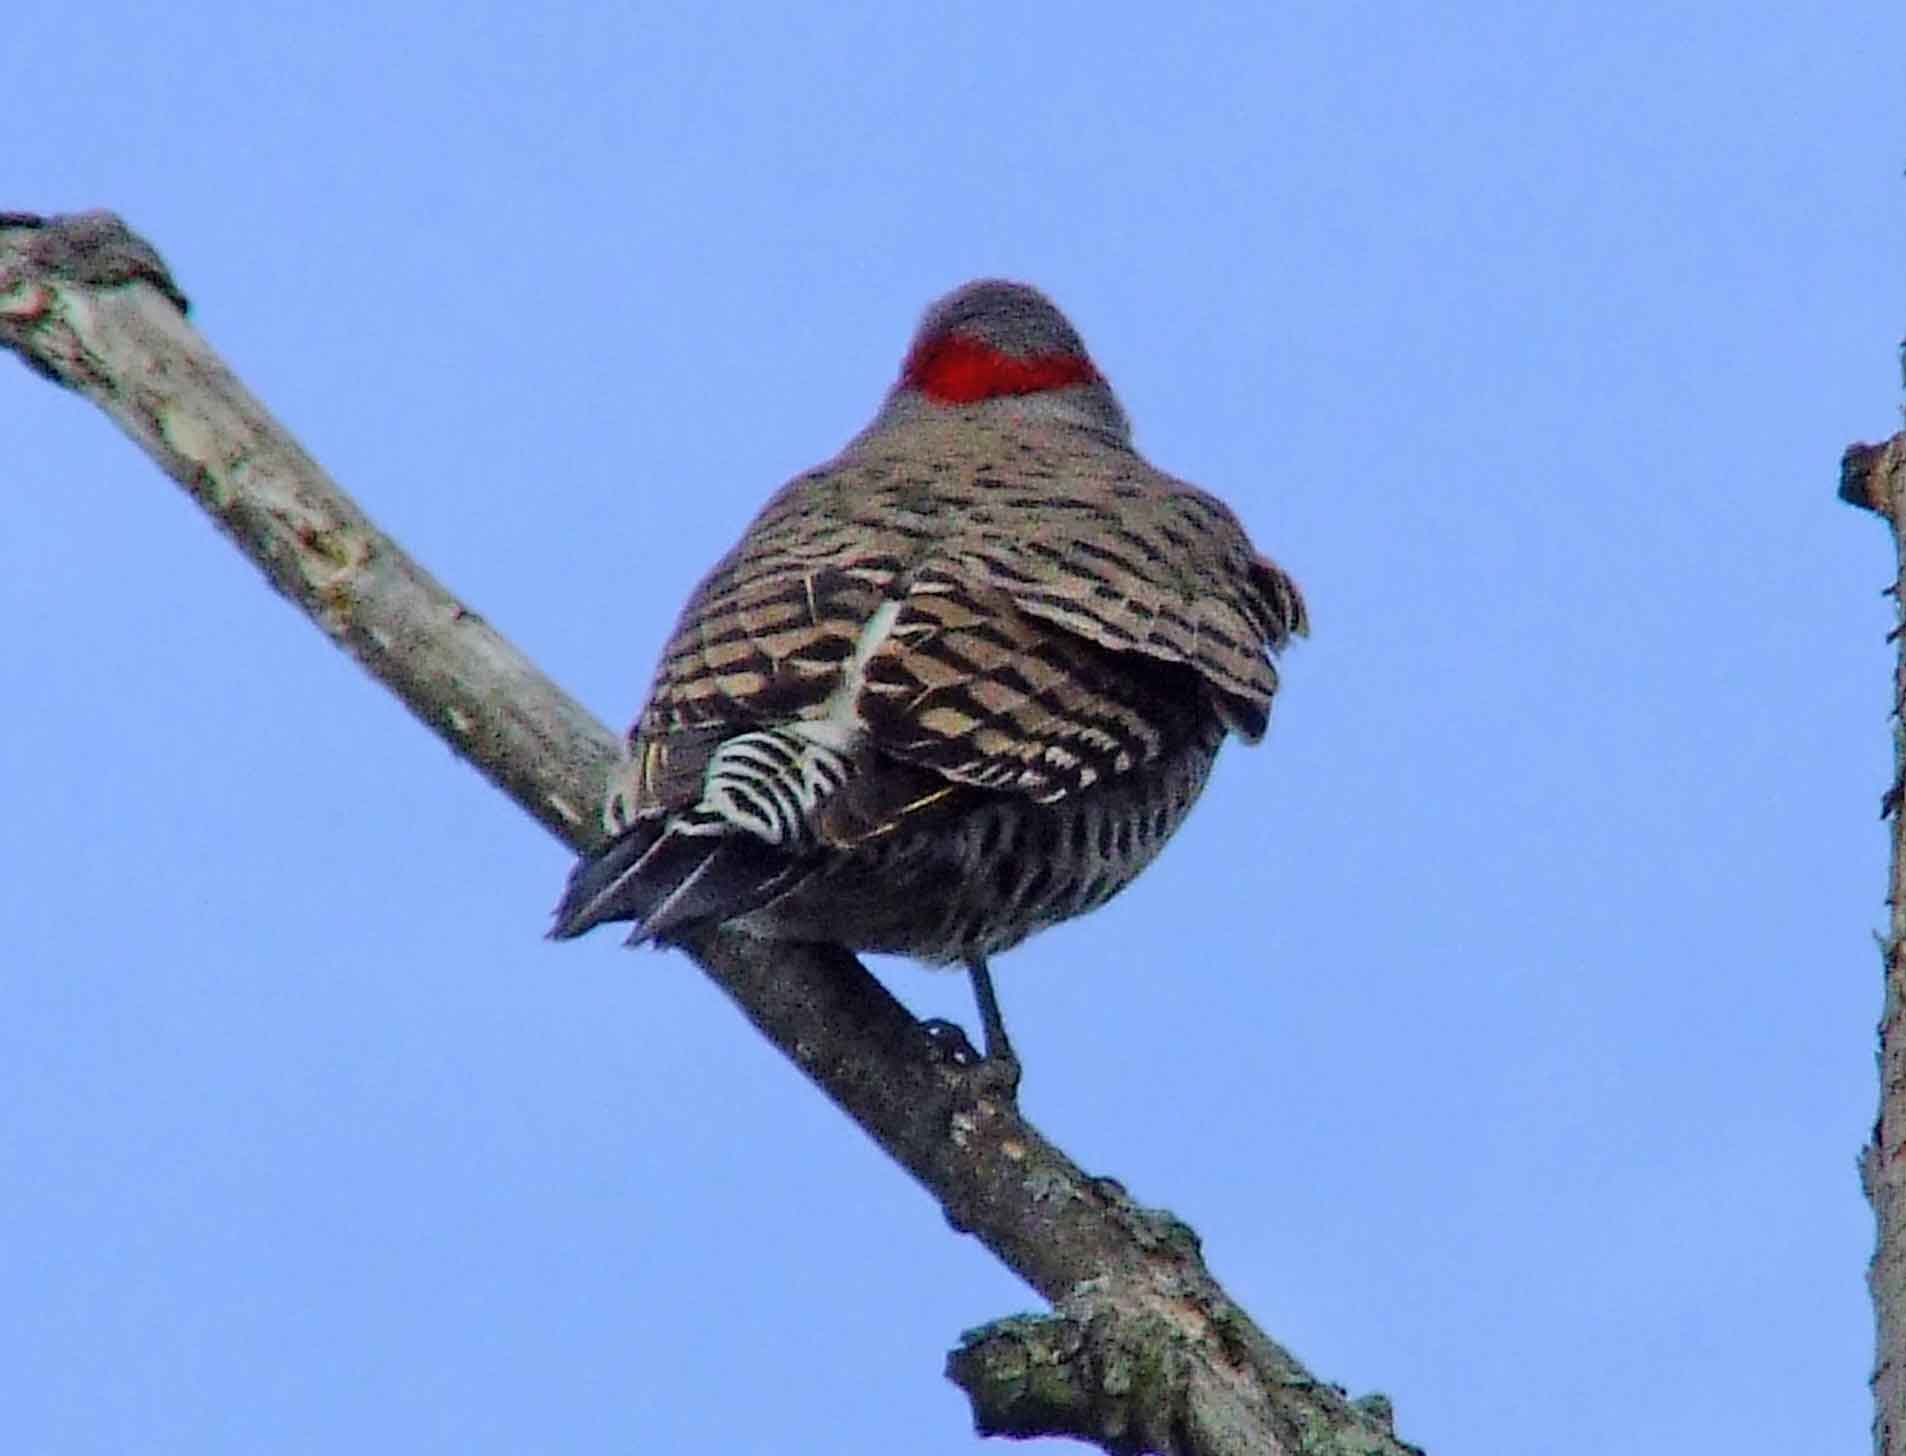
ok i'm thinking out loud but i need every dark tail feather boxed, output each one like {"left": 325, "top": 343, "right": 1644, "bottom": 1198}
{"left": 549, "top": 820, "right": 803, "bottom": 946}
{"left": 548, "top": 824, "right": 668, "bottom": 940}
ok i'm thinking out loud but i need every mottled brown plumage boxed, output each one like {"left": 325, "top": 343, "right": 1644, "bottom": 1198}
{"left": 552, "top": 280, "right": 1304, "bottom": 1063}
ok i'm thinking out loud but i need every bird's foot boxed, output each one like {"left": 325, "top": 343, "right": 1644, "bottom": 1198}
{"left": 918, "top": 1017, "right": 1021, "bottom": 1102}
{"left": 919, "top": 1017, "right": 983, "bottom": 1067}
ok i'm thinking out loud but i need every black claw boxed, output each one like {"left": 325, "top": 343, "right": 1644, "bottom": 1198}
{"left": 918, "top": 1019, "right": 1020, "bottom": 1100}
{"left": 919, "top": 1017, "right": 983, "bottom": 1067}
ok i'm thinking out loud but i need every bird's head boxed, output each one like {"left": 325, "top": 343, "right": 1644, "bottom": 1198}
{"left": 870, "top": 280, "right": 1131, "bottom": 444}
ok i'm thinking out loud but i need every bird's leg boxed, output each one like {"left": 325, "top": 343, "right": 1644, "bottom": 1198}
{"left": 965, "top": 955, "right": 1021, "bottom": 1098}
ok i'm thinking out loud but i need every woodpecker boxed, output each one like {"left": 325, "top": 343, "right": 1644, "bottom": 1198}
{"left": 552, "top": 280, "right": 1306, "bottom": 1077}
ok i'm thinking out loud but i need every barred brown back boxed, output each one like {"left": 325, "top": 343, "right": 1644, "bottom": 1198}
{"left": 637, "top": 413, "right": 1303, "bottom": 821}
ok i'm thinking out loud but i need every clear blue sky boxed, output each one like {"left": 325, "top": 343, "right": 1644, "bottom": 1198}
{"left": 6, "top": 4, "right": 1901, "bottom": 1452}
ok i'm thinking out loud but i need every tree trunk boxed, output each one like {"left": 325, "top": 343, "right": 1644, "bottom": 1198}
{"left": 1844, "top": 411, "right": 1906, "bottom": 1456}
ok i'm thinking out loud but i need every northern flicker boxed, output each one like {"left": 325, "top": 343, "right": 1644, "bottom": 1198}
{"left": 551, "top": 280, "right": 1306, "bottom": 1074}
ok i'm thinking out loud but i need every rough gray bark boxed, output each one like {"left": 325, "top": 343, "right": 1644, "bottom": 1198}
{"left": 2, "top": 210, "right": 1417, "bottom": 1456}
{"left": 1848, "top": 423, "right": 1906, "bottom": 1456}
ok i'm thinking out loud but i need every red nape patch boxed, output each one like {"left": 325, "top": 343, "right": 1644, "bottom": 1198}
{"left": 902, "top": 334, "right": 1099, "bottom": 404}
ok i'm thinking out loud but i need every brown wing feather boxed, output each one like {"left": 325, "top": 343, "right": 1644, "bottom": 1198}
{"left": 857, "top": 570, "right": 1208, "bottom": 802}
{"left": 623, "top": 417, "right": 1303, "bottom": 825}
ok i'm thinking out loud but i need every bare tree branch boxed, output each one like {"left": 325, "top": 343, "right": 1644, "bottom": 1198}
{"left": 3, "top": 210, "right": 1417, "bottom": 1456}
{"left": 1847, "top": 425, "right": 1906, "bottom": 1456}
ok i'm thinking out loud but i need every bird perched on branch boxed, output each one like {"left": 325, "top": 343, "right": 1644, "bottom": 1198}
{"left": 551, "top": 280, "right": 1306, "bottom": 1082}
